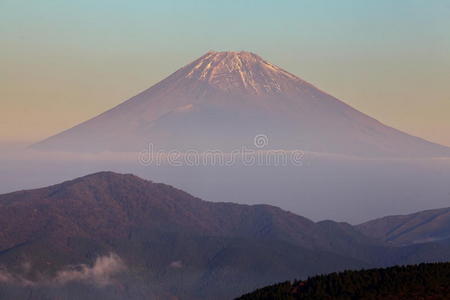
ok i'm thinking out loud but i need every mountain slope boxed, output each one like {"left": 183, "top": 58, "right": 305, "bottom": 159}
{"left": 0, "top": 172, "right": 449, "bottom": 299}
{"left": 0, "top": 172, "right": 368, "bottom": 299}
{"left": 357, "top": 207, "right": 450, "bottom": 245}
{"left": 32, "top": 51, "right": 450, "bottom": 157}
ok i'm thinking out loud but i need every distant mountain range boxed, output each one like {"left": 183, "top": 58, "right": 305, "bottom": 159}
{"left": 33, "top": 51, "right": 450, "bottom": 157}
{"left": 0, "top": 172, "right": 449, "bottom": 299}
{"left": 357, "top": 207, "right": 450, "bottom": 245}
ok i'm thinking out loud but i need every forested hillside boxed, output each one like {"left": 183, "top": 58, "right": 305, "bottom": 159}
{"left": 237, "top": 262, "right": 450, "bottom": 300}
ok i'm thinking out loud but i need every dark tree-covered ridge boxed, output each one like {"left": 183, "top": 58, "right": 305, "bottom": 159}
{"left": 237, "top": 262, "right": 450, "bottom": 300}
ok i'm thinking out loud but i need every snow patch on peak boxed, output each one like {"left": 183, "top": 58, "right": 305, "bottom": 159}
{"left": 183, "top": 51, "right": 305, "bottom": 95}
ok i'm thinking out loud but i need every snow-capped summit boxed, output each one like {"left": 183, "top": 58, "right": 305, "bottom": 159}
{"left": 33, "top": 51, "right": 450, "bottom": 157}
{"left": 181, "top": 51, "right": 303, "bottom": 95}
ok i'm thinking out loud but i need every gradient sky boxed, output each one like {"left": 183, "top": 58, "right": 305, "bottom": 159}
{"left": 1, "top": 0, "right": 450, "bottom": 146}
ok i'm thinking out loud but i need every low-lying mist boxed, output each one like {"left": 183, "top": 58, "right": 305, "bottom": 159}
{"left": 0, "top": 253, "right": 125, "bottom": 287}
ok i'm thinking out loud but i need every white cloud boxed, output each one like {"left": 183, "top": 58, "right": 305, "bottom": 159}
{"left": 54, "top": 253, "right": 126, "bottom": 286}
{"left": 0, "top": 253, "right": 125, "bottom": 287}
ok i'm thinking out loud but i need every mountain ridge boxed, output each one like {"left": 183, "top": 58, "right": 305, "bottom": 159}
{"left": 357, "top": 207, "right": 450, "bottom": 245}
{"left": 1, "top": 172, "right": 450, "bottom": 299}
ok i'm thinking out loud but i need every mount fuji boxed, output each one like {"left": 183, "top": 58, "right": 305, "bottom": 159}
{"left": 33, "top": 51, "right": 450, "bottom": 157}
